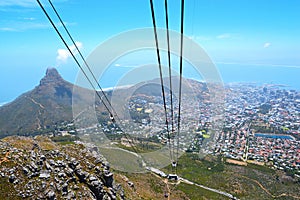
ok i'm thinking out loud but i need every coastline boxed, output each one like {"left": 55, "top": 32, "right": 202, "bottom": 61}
{"left": 102, "top": 84, "right": 134, "bottom": 92}
{"left": 0, "top": 102, "right": 8, "bottom": 107}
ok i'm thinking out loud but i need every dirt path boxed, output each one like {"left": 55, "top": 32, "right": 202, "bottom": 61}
{"left": 28, "top": 97, "right": 45, "bottom": 109}
{"left": 163, "top": 178, "right": 171, "bottom": 200}
{"left": 0, "top": 151, "right": 10, "bottom": 165}
{"left": 234, "top": 173, "right": 300, "bottom": 199}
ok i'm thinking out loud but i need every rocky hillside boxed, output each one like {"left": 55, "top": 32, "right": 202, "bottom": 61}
{"left": 0, "top": 136, "right": 124, "bottom": 199}
{"left": 0, "top": 136, "right": 194, "bottom": 200}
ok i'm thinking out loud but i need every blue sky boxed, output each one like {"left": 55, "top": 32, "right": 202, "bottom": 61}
{"left": 0, "top": 0, "right": 300, "bottom": 104}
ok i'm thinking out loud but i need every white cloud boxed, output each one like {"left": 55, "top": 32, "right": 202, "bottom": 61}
{"left": 0, "top": 22, "right": 50, "bottom": 32}
{"left": 23, "top": 17, "right": 35, "bottom": 20}
{"left": 263, "top": 42, "right": 271, "bottom": 48}
{"left": 114, "top": 63, "right": 121, "bottom": 67}
{"left": 70, "top": 41, "right": 83, "bottom": 52}
{"left": 216, "top": 61, "right": 300, "bottom": 69}
{"left": 217, "top": 33, "right": 231, "bottom": 39}
{"left": 56, "top": 49, "right": 69, "bottom": 63}
{"left": 189, "top": 35, "right": 212, "bottom": 41}
{"left": 0, "top": 27, "right": 17, "bottom": 32}
{"left": 0, "top": 0, "right": 68, "bottom": 7}
{"left": 56, "top": 41, "right": 83, "bottom": 63}
{"left": 0, "top": 20, "right": 76, "bottom": 32}
{"left": 0, "top": 0, "right": 36, "bottom": 7}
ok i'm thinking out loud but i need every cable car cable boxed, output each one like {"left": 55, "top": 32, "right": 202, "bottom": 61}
{"left": 164, "top": 0, "right": 176, "bottom": 164}
{"left": 176, "top": 0, "right": 185, "bottom": 174}
{"left": 47, "top": 0, "right": 135, "bottom": 148}
{"left": 37, "top": 0, "right": 140, "bottom": 155}
{"left": 48, "top": 0, "right": 115, "bottom": 118}
{"left": 149, "top": 0, "right": 173, "bottom": 164}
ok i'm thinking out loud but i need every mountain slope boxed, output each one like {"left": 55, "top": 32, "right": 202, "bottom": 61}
{"left": 0, "top": 68, "right": 92, "bottom": 136}
{"left": 0, "top": 68, "right": 208, "bottom": 137}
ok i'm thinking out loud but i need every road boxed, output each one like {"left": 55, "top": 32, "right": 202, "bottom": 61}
{"left": 148, "top": 167, "right": 238, "bottom": 199}
{"left": 179, "top": 177, "right": 238, "bottom": 199}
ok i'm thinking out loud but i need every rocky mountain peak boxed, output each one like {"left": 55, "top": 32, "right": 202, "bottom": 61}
{"left": 40, "top": 67, "right": 63, "bottom": 86}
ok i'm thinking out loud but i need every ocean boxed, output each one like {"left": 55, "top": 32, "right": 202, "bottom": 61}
{"left": 1, "top": 63, "right": 299, "bottom": 104}
{"left": 98, "top": 63, "right": 300, "bottom": 90}
{"left": 216, "top": 63, "right": 300, "bottom": 90}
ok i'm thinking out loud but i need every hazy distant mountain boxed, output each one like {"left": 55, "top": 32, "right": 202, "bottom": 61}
{"left": 0, "top": 68, "right": 94, "bottom": 137}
